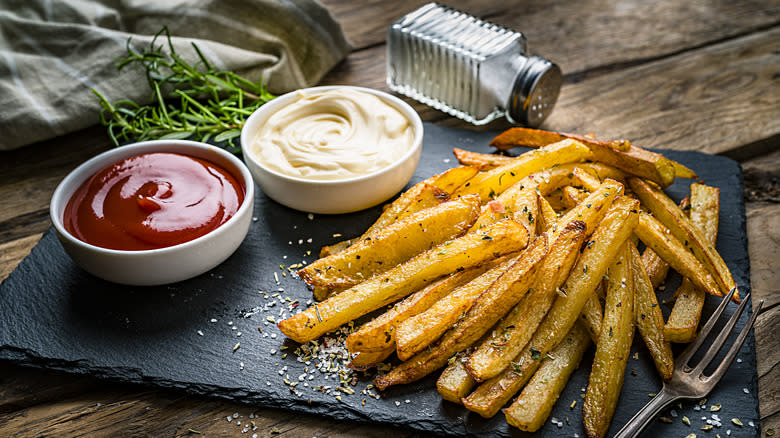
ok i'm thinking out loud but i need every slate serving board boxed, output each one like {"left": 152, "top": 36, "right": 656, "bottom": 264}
{"left": 0, "top": 123, "right": 759, "bottom": 437}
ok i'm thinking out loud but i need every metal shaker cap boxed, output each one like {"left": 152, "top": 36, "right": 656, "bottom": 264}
{"left": 507, "top": 56, "right": 562, "bottom": 127}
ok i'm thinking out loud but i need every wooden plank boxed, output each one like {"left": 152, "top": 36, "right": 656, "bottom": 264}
{"left": 0, "top": 234, "right": 41, "bottom": 282}
{"left": 746, "top": 202, "right": 780, "bottom": 311}
{"left": 543, "top": 28, "right": 780, "bottom": 155}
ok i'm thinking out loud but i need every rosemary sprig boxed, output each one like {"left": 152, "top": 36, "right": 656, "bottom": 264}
{"left": 92, "top": 27, "right": 275, "bottom": 153}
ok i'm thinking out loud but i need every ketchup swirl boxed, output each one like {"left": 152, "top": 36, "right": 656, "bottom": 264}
{"left": 64, "top": 152, "right": 244, "bottom": 250}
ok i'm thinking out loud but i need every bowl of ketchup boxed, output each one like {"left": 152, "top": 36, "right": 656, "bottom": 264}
{"left": 50, "top": 140, "right": 254, "bottom": 286}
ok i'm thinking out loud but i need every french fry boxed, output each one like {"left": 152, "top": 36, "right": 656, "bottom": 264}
{"left": 580, "top": 293, "right": 604, "bottom": 343}
{"left": 465, "top": 220, "right": 587, "bottom": 381}
{"left": 374, "top": 235, "right": 549, "bottom": 390}
{"left": 491, "top": 128, "right": 676, "bottom": 187}
{"left": 453, "top": 139, "right": 592, "bottom": 202}
{"left": 299, "top": 196, "right": 481, "bottom": 290}
{"left": 489, "top": 127, "right": 632, "bottom": 152}
{"left": 665, "top": 183, "right": 720, "bottom": 342}
{"left": 348, "top": 349, "right": 393, "bottom": 371}
{"left": 346, "top": 263, "right": 498, "bottom": 355}
{"left": 641, "top": 248, "right": 670, "bottom": 289}
{"left": 629, "top": 244, "right": 674, "bottom": 380}
{"left": 583, "top": 243, "right": 635, "bottom": 438}
{"left": 278, "top": 219, "right": 530, "bottom": 344}
{"left": 549, "top": 179, "right": 623, "bottom": 242}
{"left": 504, "top": 322, "right": 592, "bottom": 432}
{"left": 461, "top": 196, "right": 639, "bottom": 418}
{"left": 319, "top": 166, "right": 478, "bottom": 257}
{"left": 634, "top": 212, "right": 721, "bottom": 297}
{"left": 394, "top": 256, "right": 518, "bottom": 361}
{"left": 453, "top": 148, "right": 513, "bottom": 170}
{"left": 536, "top": 193, "right": 558, "bottom": 233}
{"left": 672, "top": 160, "right": 698, "bottom": 179}
{"left": 561, "top": 185, "right": 587, "bottom": 209}
{"left": 437, "top": 353, "right": 477, "bottom": 404}
{"left": 469, "top": 185, "right": 538, "bottom": 235}
{"left": 629, "top": 177, "right": 737, "bottom": 300}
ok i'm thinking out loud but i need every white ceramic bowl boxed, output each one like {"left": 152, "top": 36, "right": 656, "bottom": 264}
{"left": 241, "top": 85, "right": 423, "bottom": 214}
{"left": 50, "top": 140, "right": 254, "bottom": 286}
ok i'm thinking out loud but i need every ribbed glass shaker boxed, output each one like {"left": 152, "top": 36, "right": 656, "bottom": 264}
{"left": 386, "top": 2, "right": 562, "bottom": 127}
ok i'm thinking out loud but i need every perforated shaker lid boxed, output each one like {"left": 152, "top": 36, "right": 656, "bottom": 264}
{"left": 507, "top": 56, "right": 562, "bottom": 127}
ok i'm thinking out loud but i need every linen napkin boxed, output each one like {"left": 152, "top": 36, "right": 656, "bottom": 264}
{"left": 0, "top": 0, "right": 351, "bottom": 150}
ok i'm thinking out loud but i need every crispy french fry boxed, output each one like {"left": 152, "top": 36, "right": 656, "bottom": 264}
{"left": 374, "top": 235, "right": 549, "bottom": 390}
{"left": 629, "top": 177, "right": 737, "bottom": 301}
{"left": 461, "top": 196, "right": 639, "bottom": 418}
{"left": 583, "top": 243, "right": 635, "bottom": 438}
{"left": 635, "top": 212, "right": 721, "bottom": 297}
{"left": 465, "top": 220, "right": 587, "bottom": 381}
{"left": 537, "top": 193, "right": 558, "bottom": 233}
{"left": 629, "top": 243, "right": 674, "bottom": 380}
{"left": 453, "top": 148, "right": 514, "bottom": 170}
{"left": 278, "top": 219, "right": 529, "bottom": 344}
{"left": 349, "top": 349, "right": 393, "bottom": 371}
{"left": 437, "top": 353, "right": 477, "bottom": 404}
{"left": 489, "top": 127, "right": 632, "bottom": 152}
{"left": 453, "top": 139, "right": 592, "bottom": 202}
{"left": 561, "top": 185, "right": 586, "bottom": 209}
{"left": 319, "top": 166, "right": 478, "bottom": 257}
{"left": 469, "top": 185, "right": 538, "bottom": 235}
{"left": 640, "top": 248, "right": 670, "bottom": 289}
{"left": 395, "top": 256, "right": 518, "bottom": 361}
{"left": 504, "top": 322, "right": 592, "bottom": 432}
{"left": 580, "top": 293, "right": 603, "bottom": 343}
{"left": 665, "top": 183, "right": 720, "bottom": 342}
{"left": 672, "top": 160, "right": 698, "bottom": 179}
{"left": 346, "top": 263, "right": 497, "bottom": 355}
{"left": 299, "top": 196, "right": 481, "bottom": 290}
{"left": 549, "top": 179, "right": 623, "bottom": 242}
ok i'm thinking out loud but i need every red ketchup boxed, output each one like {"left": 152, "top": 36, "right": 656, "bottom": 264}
{"left": 64, "top": 152, "right": 244, "bottom": 250}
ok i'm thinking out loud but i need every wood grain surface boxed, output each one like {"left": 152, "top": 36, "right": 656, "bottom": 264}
{"left": 0, "top": 1, "right": 778, "bottom": 437}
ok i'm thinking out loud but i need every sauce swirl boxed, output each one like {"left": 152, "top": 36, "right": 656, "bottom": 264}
{"left": 63, "top": 152, "right": 244, "bottom": 250}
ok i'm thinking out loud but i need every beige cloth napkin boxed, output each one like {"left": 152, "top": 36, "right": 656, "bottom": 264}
{"left": 0, "top": 0, "right": 351, "bottom": 150}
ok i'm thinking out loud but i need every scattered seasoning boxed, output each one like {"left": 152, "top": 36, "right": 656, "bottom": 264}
{"left": 530, "top": 348, "right": 542, "bottom": 360}
{"left": 187, "top": 428, "right": 201, "bottom": 434}
{"left": 710, "top": 404, "right": 721, "bottom": 412}
{"left": 702, "top": 425, "right": 713, "bottom": 431}
{"left": 660, "top": 417, "right": 673, "bottom": 423}
{"left": 731, "top": 418, "right": 743, "bottom": 427}
{"left": 683, "top": 416, "right": 691, "bottom": 426}
{"left": 570, "top": 400, "right": 577, "bottom": 409}
{"left": 233, "top": 342, "right": 241, "bottom": 352}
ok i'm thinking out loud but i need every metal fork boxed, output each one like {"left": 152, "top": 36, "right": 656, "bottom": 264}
{"left": 614, "top": 288, "right": 764, "bottom": 438}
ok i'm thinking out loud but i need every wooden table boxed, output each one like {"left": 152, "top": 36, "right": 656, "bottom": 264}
{"left": 1, "top": 1, "right": 777, "bottom": 436}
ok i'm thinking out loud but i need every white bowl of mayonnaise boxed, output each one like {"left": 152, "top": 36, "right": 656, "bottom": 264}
{"left": 241, "top": 86, "right": 423, "bottom": 214}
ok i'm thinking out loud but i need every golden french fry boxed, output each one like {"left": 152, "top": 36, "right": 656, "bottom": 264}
{"left": 299, "top": 196, "right": 481, "bottom": 290}
{"left": 640, "top": 248, "right": 670, "bottom": 290}
{"left": 672, "top": 160, "right": 698, "bottom": 179}
{"left": 462, "top": 196, "right": 639, "bottom": 418}
{"left": 536, "top": 193, "right": 558, "bottom": 233}
{"left": 374, "top": 235, "right": 549, "bottom": 390}
{"left": 504, "top": 322, "right": 592, "bottom": 432}
{"left": 666, "top": 183, "right": 720, "bottom": 342}
{"left": 581, "top": 293, "right": 604, "bottom": 343}
{"left": 452, "top": 148, "right": 514, "bottom": 170}
{"left": 395, "top": 256, "right": 517, "bottom": 361}
{"left": 583, "top": 243, "right": 635, "bottom": 438}
{"left": 489, "top": 127, "right": 632, "bottom": 152}
{"left": 549, "top": 179, "right": 623, "bottom": 243}
{"left": 465, "top": 220, "right": 586, "bottom": 381}
{"left": 346, "top": 263, "right": 497, "bottom": 354}
{"left": 635, "top": 212, "right": 721, "bottom": 297}
{"left": 453, "top": 139, "right": 592, "bottom": 202}
{"left": 561, "top": 185, "right": 586, "bottom": 209}
{"left": 629, "top": 177, "right": 737, "bottom": 301}
{"left": 629, "top": 243, "right": 674, "bottom": 380}
{"left": 278, "top": 219, "right": 530, "bottom": 344}
{"left": 437, "top": 353, "right": 477, "bottom": 404}
{"left": 348, "top": 348, "right": 393, "bottom": 371}
{"left": 468, "top": 185, "right": 538, "bottom": 235}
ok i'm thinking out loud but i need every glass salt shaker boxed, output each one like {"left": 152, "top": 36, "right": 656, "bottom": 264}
{"left": 386, "top": 2, "right": 562, "bottom": 127}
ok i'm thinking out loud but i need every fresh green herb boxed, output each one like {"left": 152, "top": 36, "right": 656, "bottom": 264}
{"left": 93, "top": 27, "right": 275, "bottom": 152}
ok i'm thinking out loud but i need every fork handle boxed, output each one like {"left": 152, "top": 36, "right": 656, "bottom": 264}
{"left": 613, "top": 389, "right": 678, "bottom": 438}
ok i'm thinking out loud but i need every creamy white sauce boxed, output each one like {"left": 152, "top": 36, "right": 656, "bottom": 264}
{"left": 251, "top": 89, "right": 414, "bottom": 180}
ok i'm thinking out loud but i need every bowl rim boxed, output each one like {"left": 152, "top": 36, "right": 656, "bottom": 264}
{"left": 240, "top": 85, "right": 424, "bottom": 186}
{"left": 50, "top": 139, "right": 255, "bottom": 256}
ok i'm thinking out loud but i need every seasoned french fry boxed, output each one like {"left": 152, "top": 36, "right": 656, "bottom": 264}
{"left": 349, "top": 349, "right": 393, "bottom": 371}
{"left": 561, "top": 185, "right": 586, "bottom": 209}
{"left": 453, "top": 148, "right": 514, "bottom": 170}
{"left": 453, "top": 139, "right": 592, "bottom": 202}
{"left": 461, "top": 196, "right": 639, "bottom": 418}
{"left": 437, "top": 353, "right": 477, "bottom": 404}
{"left": 672, "top": 160, "right": 698, "bottom": 179}
{"left": 666, "top": 183, "right": 720, "bottom": 342}
{"left": 374, "top": 235, "right": 549, "bottom": 390}
{"left": 278, "top": 219, "right": 530, "bottom": 344}
{"left": 489, "top": 127, "right": 632, "bottom": 152}
{"left": 580, "top": 293, "right": 604, "bottom": 343}
{"left": 346, "top": 263, "right": 498, "bottom": 355}
{"left": 536, "top": 193, "right": 558, "bottom": 234}
{"left": 629, "top": 177, "right": 737, "bottom": 300}
{"left": 549, "top": 179, "right": 623, "bottom": 242}
{"left": 583, "top": 243, "right": 635, "bottom": 438}
{"left": 640, "top": 248, "right": 670, "bottom": 289}
{"left": 319, "top": 166, "right": 478, "bottom": 257}
{"left": 629, "top": 243, "right": 674, "bottom": 380}
{"left": 635, "top": 212, "right": 721, "bottom": 297}
{"left": 465, "top": 220, "right": 586, "bottom": 381}
{"left": 468, "top": 185, "right": 538, "bottom": 235}
{"left": 394, "top": 256, "right": 518, "bottom": 361}
{"left": 504, "top": 322, "right": 592, "bottom": 432}
{"left": 299, "top": 196, "right": 481, "bottom": 290}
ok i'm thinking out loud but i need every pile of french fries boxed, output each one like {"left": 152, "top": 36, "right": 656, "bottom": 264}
{"left": 277, "top": 127, "right": 737, "bottom": 437}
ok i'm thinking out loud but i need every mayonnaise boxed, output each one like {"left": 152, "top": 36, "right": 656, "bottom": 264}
{"left": 251, "top": 88, "right": 414, "bottom": 180}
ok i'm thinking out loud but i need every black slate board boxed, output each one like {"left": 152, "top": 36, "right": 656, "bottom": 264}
{"left": 0, "top": 123, "right": 759, "bottom": 437}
